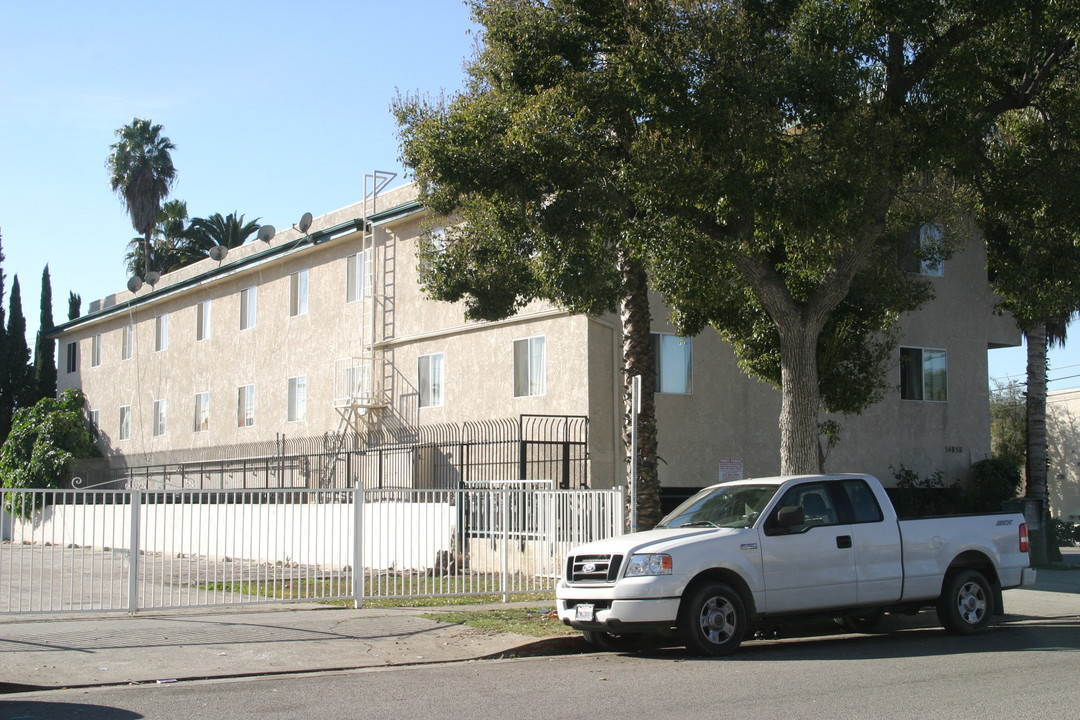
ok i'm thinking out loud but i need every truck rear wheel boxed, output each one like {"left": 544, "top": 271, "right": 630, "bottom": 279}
{"left": 679, "top": 581, "right": 747, "bottom": 656}
{"left": 937, "top": 569, "right": 993, "bottom": 635}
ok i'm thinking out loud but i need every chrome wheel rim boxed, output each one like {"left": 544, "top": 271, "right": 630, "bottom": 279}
{"left": 956, "top": 580, "right": 987, "bottom": 625}
{"left": 698, "top": 595, "right": 737, "bottom": 644}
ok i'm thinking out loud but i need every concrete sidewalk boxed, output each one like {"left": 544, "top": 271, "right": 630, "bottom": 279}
{"left": 2, "top": 550, "right": 1077, "bottom": 693}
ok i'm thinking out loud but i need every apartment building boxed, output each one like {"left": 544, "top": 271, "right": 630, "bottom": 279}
{"left": 52, "top": 182, "right": 1020, "bottom": 492}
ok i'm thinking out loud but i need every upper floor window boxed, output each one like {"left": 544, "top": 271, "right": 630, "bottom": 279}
{"left": 155, "top": 314, "right": 169, "bottom": 352}
{"left": 196, "top": 300, "right": 212, "bottom": 341}
{"left": 237, "top": 384, "right": 255, "bottom": 427}
{"left": 119, "top": 405, "right": 131, "bottom": 441}
{"left": 653, "top": 333, "right": 692, "bottom": 394}
{"left": 900, "top": 223, "right": 944, "bottom": 277}
{"left": 240, "top": 287, "right": 257, "bottom": 330}
{"left": 193, "top": 391, "right": 210, "bottom": 433}
{"left": 290, "top": 270, "right": 309, "bottom": 317}
{"left": 122, "top": 325, "right": 134, "bottom": 360}
{"left": 91, "top": 334, "right": 102, "bottom": 367}
{"left": 418, "top": 353, "right": 445, "bottom": 408}
{"left": 287, "top": 376, "right": 307, "bottom": 422}
{"left": 346, "top": 249, "right": 371, "bottom": 302}
{"left": 65, "top": 341, "right": 77, "bottom": 373}
{"left": 153, "top": 399, "right": 167, "bottom": 437}
{"left": 900, "top": 347, "right": 947, "bottom": 402}
{"left": 513, "top": 336, "right": 546, "bottom": 398}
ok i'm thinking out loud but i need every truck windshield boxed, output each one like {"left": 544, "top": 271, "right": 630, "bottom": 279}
{"left": 657, "top": 484, "right": 778, "bottom": 529}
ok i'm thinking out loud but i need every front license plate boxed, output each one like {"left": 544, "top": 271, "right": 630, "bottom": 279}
{"left": 575, "top": 603, "right": 595, "bottom": 622}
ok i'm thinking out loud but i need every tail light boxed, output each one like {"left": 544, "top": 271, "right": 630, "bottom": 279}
{"left": 1019, "top": 523, "right": 1029, "bottom": 553}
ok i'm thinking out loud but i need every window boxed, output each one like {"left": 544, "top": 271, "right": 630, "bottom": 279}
{"left": 513, "top": 336, "right": 546, "bottom": 398}
{"left": 89, "top": 409, "right": 99, "bottom": 431}
{"left": 839, "top": 480, "right": 884, "bottom": 524}
{"left": 766, "top": 481, "right": 841, "bottom": 534}
{"left": 65, "top": 341, "right": 77, "bottom": 373}
{"left": 290, "top": 270, "right": 309, "bottom": 316}
{"left": 287, "top": 376, "right": 307, "bottom": 422}
{"left": 91, "top": 334, "right": 102, "bottom": 367}
{"left": 900, "top": 223, "right": 944, "bottom": 276}
{"left": 196, "top": 300, "right": 211, "bottom": 341}
{"left": 155, "top": 314, "right": 168, "bottom": 351}
{"left": 153, "top": 399, "right": 166, "bottom": 437}
{"left": 653, "top": 333, "right": 692, "bottom": 394}
{"left": 119, "top": 406, "right": 131, "bottom": 441}
{"left": 122, "top": 325, "right": 134, "bottom": 360}
{"left": 237, "top": 384, "right": 255, "bottom": 427}
{"left": 346, "top": 249, "right": 371, "bottom": 302}
{"left": 193, "top": 392, "right": 210, "bottom": 433}
{"left": 418, "top": 353, "right": 444, "bottom": 408}
{"left": 240, "top": 287, "right": 257, "bottom": 330}
{"left": 900, "top": 347, "right": 947, "bottom": 402}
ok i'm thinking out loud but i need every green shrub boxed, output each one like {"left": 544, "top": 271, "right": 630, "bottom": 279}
{"left": 963, "top": 458, "right": 1022, "bottom": 513}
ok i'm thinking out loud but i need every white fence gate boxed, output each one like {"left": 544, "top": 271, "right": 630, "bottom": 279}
{"left": 0, "top": 485, "right": 624, "bottom": 614}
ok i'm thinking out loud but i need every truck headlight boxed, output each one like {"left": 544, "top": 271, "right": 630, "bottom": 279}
{"left": 625, "top": 554, "right": 672, "bottom": 577}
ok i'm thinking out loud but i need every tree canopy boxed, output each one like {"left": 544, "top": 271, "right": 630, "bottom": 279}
{"left": 400, "top": 0, "right": 1078, "bottom": 476}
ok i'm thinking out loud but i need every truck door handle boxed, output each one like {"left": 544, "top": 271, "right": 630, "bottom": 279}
{"left": 836, "top": 535, "right": 852, "bottom": 549}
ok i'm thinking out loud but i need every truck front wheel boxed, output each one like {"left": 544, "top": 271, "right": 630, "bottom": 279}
{"left": 937, "top": 569, "right": 993, "bottom": 635}
{"left": 679, "top": 581, "right": 747, "bottom": 656}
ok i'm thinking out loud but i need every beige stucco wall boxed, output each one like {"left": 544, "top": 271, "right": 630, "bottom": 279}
{"left": 1048, "top": 389, "right": 1080, "bottom": 522}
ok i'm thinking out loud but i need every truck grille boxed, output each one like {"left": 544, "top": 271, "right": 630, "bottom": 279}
{"left": 566, "top": 554, "right": 623, "bottom": 583}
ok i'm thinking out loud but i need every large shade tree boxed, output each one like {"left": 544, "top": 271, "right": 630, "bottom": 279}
{"left": 397, "top": 0, "right": 1078, "bottom": 498}
{"left": 107, "top": 118, "right": 177, "bottom": 281}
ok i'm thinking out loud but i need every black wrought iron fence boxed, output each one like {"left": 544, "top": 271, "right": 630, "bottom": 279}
{"left": 68, "top": 415, "right": 589, "bottom": 492}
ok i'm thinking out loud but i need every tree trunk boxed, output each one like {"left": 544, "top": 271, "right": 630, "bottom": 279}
{"left": 778, "top": 323, "right": 824, "bottom": 475}
{"left": 1024, "top": 324, "right": 1050, "bottom": 566}
{"left": 618, "top": 251, "right": 661, "bottom": 530}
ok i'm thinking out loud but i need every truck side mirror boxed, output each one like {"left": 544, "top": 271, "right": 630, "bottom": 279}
{"left": 777, "top": 505, "right": 805, "bottom": 527}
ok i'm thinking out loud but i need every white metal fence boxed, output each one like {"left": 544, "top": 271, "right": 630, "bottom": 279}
{"left": 0, "top": 484, "right": 624, "bottom": 614}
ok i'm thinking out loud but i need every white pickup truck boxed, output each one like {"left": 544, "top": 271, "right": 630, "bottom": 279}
{"left": 556, "top": 473, "right": 1036, "bottom": 656}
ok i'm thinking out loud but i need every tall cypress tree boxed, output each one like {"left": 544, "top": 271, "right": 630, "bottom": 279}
{"left": 34, "top": 265, "right": 57, "bottom": 401}
{"left": 6, "top": 276, "right": 33, "bottom": 410}
{"left": 0, "top": 230, "right": 8, "bottom": 442}
{"left": 68, "top": 291, "right": 81, "bottom": 321}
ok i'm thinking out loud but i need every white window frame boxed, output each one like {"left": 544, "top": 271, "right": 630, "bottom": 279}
{"left": 152, "top": 399, "right": 167, "bottom": 437}
{"left": 121, "top": 325, "right": 134, "bottom": 360}
{"left": 418, "top": 353, "right": 445, "bottom": 408}
{"left": 155, "top": 314, "right": 169, "bottom": 352}
{"left": 119, "top": 405, "right": 131, "bottom": 441}
{"left": 89, "top": 409, "right": 99, "bottom": 431}
{"left": 237, "top": 384, "right": 255, "bottom": 427}
{"left": 513, "top": 336, "right": 546, "bottom": 398}
{"left": 196, "top": 300, "right": 212, "bottom": 341}
{"left": 193, "top": 391, "right": 210, "bottom": 433}
{"left": 66, "top": 341, "right": 77, "bottom": 373}
{"left": 900, "top": 346, "right": 948, "bottom": 402}
{"left": 287, "top": 376, "right": 307, "bottom": 422}
{"left": 290, "top": 270, "right": 309, "bottom": 317}
{"left": 240, "top": 287, "right": 257, "bottom": 330}
{"left": 653, "top": 332, "right": 693, "bottom": 395}
{"left": 346, "top": 249, "right": 372, "bottom": 303}
{"left": 91, "top": 334, "right": 102, "bottom": 367}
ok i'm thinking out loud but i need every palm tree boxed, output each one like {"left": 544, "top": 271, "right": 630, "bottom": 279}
{"left": 124, "top": 199, "right": 189, "bottom": 276}
{"left": 183, "top": 212, "right": 261, "bottom": 259}
{"left": 107, "top": 119, "right": 177, "bottom": 280}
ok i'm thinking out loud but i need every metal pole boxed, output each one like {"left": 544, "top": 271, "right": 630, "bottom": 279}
{"left": 353, "top": 482, "right": 364, "bottom": 608}
{"left": 630, "top": 375, "right": 641, "bottom": 533}
{"left": 128, "top": 490, "right": 141, "bottom": 614}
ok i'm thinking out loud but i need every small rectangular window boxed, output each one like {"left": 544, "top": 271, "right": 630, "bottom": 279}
{"left": 290, "top": 270, "right": 309, "bottom": 317}
{"left": 66, "top": 341, "right": 77, "bottom": 373}
{"left": 900, "top": 223, "right": 944, "bottom": 276}
{"left": 240, "top": 287, "right": 257, "bottom": 330}
{"left": 89, "top": 409, "right": 99, "bottom": 431}
{"left": 287, "top": 376, "right": 307, "bottom": 422}
{"left": 196, "top": 300, "right": 211, "bottom": 341}
{"left": 193, "top": 392, "right": 210, "bottom": 433}
{"left": 513, "top": 336, "right": 546, "bottom": 398}
{"left": 122, "top": 325, "right": 134, "bottom": 360}
{"left": 91, "top": 334, "right": 102, "bottom": 367}
{"left": 119, "top": 405, "right": 131, "bottom": 441}
{"left": 653, "top": 333, "right": 692, "bottom": 394}
{"left": 155, "top": 314, "right": 169, "bottom": 352}
{"left": 418, "top": 353, "right": 444, "bottom": 408}
{"left": 237, "top": 384, "right": 255, "bottom": 427}
{"left": 153, "top": 399, "right": 167, "bottom": 437}
{"left": 346, "top": 249, "right": 371, "bottom": 303}
{"left": 900, "top": 347, "right": 948, "bottom": 402}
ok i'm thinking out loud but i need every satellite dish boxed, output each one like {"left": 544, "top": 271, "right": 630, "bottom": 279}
{"left": 297, "top": 212, "right": 313, "bottom": 234}
{"left": 144, "top": 271, "right": 161, "bottom": 286}
{"left": 257, "top": 225, "right": 276, "bottom": 243}
{"left": 209, "top": 245, "right": 229, "bottom": 262}
{"left": 127, "top": 276, "right": 144, "bottom": 293}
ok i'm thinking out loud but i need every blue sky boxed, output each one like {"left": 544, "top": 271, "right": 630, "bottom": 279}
{"left": 1, "top": 0, "right": 1075, "bottom": 391}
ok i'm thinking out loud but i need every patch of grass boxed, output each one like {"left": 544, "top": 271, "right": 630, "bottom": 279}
{"left": 201, "top": 578, "right": 556, "bottom": 608}
{"left": 420, "top": 607, "right": 578, "bottom": 637}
